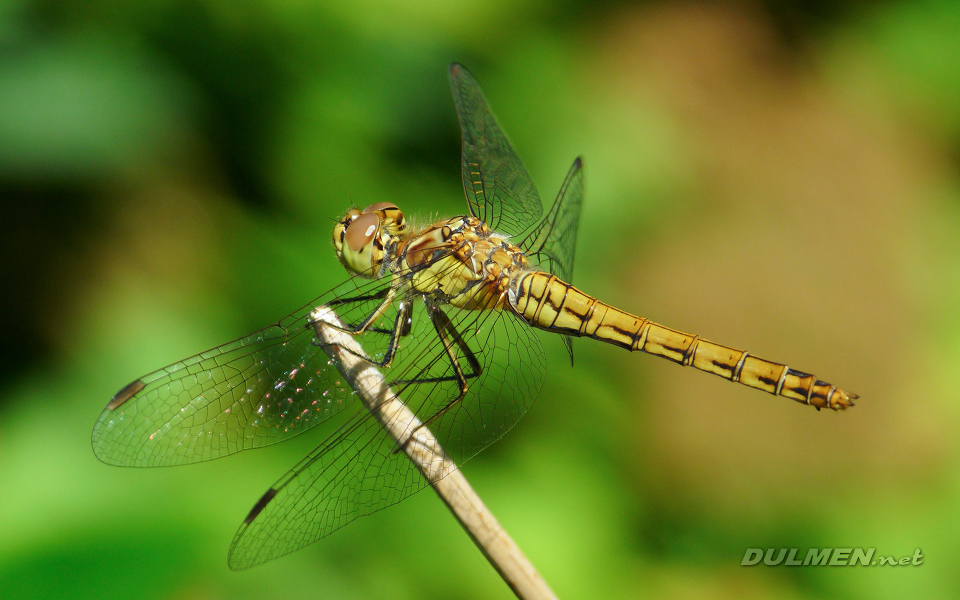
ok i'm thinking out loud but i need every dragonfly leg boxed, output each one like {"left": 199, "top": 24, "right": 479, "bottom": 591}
{"left": 391, "top": 306, "right": 482, "bottom": 389}
{"left": 322, "top": 299, "right": 413, "bottom": 369}
{"left": 308, "top": 287, "right": 394, "bottom": 348}
{"left": 392, "top": 305, "right": 482, "bottom": 453}
{"left": 331, "top": 285, "right": 397, "bottom": 335}
{"left": 431, "top": 304, "right": 479, "bottom": 393}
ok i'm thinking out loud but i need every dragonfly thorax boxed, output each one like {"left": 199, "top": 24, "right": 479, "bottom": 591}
{"left": 400, "top": 215, "right": 530, "bottom": 312}
{"left": 333, "top": 202, "right": 411, "bottom": 278}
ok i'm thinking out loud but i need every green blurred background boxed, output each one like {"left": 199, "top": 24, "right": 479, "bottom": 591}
{"left": 2, "top": 0, "right": 959, "bottom": 598}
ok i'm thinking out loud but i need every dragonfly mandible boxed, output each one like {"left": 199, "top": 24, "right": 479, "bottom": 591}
{"left": 92, "top": 63, "right": 857, "bottom": 570}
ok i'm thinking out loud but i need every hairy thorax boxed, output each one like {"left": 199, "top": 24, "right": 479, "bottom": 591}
{"left": 398, "top": 215, "right": 530, "bottom": 311}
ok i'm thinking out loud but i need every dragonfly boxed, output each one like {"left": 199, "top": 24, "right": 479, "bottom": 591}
{"left": 92, "top": 63, "right": 857, "bottom": 570}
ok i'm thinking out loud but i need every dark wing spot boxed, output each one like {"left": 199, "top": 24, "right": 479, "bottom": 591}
{"left": 107, "top": 379, "right": 146, "bottom": 410}
{"left": 244, "top": 488, "right": 278, "bottom": 524}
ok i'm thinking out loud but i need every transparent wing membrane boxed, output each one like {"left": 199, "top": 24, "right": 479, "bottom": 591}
{"left": 520, "top": 157, "right": 584, "bottom": 285}
{"left": 449, "top": 63, "right": 544, "bottom": 236}
{"left": 518, "top": 157, "right": 584, "bottom": 362}
{"left": 228, "top": 297, "right": 544, "bottom": 569}
{"left": 91, "top": 277, "right": 392, "bottom": 467}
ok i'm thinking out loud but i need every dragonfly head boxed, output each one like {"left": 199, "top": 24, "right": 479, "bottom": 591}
{"left": 334, "top": 202, "right": 410, "bottom": 278}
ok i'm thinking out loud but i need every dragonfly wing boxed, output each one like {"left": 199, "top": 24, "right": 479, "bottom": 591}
{"left": 91, "top": 277, "right": 398, "bottom": 467}
{"left": 449, "top": 62, "right": 543, "bottom": 236}
{"left": 519, "top": 157, "right": 584, "bottom": 363}
{"left": 228, "top": 295, "right": 546, "bottom": 568}
{"left": 520, "top": 157, "right": 584, "bottom": 284}
{"left": 228, "top": 405, "right": 423, "bottom": 569}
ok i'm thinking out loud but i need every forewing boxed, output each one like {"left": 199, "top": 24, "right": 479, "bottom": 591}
{"left": 228, "top": 295, "right": 546, "bottom": 568}
{"left": 449, "top": 62, "right": 543, "bottom": 236}
{"left": 91, "top": 277, "right": 396, "bottom": 467}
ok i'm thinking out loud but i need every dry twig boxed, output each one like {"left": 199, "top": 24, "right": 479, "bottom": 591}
{"left": 310, "top": 305, "right": 557, "bottom": 600}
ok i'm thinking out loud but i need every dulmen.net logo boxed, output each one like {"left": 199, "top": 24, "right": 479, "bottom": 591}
{"left": 741, "top": 548, "right": 924, "bottom": 567}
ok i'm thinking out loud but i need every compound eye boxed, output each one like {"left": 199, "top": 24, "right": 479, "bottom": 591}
{"left": 344, "top": 212, "right": 379, "bottom": 252}
{"left": 362, "top": 202, "right": 398, "bottom": 214}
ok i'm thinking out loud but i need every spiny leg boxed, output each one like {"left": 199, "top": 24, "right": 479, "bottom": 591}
{"left": 308, "top": 286, "right": 393, "bottom": 345}
{"left": 308, "top": 281, "right": 406, "bottom": 361}
{"left": 391, "top": 305, "right": 482, "bottom": 390}
{"left": 334, "top": 285, "right": 397, "bottom": 335}
{"left": 325, "top": 299, "right": 414, "bottom": 369}
{"left": 391, "top": 305, "right": 482, "bottom": 453}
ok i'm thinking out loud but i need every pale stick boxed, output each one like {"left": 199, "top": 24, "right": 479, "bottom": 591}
{"left": 310, "top": 306, "right": 557, "bottom": 600}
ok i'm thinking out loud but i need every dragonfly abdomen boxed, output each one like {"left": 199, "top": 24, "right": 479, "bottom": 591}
{"left": 511, "top": 271, "right": 856, "bottom": 411}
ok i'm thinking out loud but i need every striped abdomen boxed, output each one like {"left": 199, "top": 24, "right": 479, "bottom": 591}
{"left": 511, "top": 271, "right": 856, "bottom": 411}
